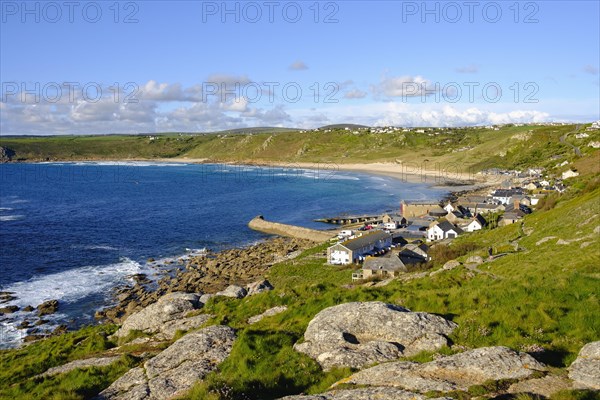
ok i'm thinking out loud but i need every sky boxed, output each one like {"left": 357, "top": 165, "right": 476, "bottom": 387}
{"left": 0, "top": 0, "right": 599, "bottom": 135}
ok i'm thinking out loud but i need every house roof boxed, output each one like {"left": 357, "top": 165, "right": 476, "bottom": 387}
{"left": 363, "top": 255, "right": 407, "bottom": 272}
{"left": 492, "top": 189, "right": 524, "bottom": 197}
{"left": 434, "top": 220, "right": 464, "bottom": 234}
{"left": 471, "top": 214, "right": 487, "bottom": 226}
{"left": 402, "top": 200, "right": 440, "bottom": 206}
{"left": 342, "top": 231, "right": 392, "bottom": 251}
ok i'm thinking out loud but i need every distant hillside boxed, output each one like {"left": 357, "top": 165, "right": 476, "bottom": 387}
{"left": 1, "top": 124, "right": 599, "bottom": 178}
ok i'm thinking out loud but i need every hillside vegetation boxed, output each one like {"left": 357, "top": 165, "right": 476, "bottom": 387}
{"left": 2, "top": 124, "right": 599, "bottom": 176}
{"left": 0, "top": 124, "right": 599, "bottom": 399}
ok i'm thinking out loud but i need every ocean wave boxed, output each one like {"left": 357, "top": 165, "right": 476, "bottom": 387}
{"left": 71, "top": 161, "right": 185, "bottom": 167}
{"left": 71, "top": 244, "right": 119, "bottom": 251}
{"left": 0, "top": 215, "right": 24, "bottom": 221}
{"left": 0, "top": 257, "right": 147, "bottom": 309}
{"left": 0, "top": 207, "right": 14, "bottom": 211}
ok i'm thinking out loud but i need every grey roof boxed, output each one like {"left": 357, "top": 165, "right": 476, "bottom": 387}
{"left": 342, "top": 231, "right": 392, "bottom": 251}
{"left": 402, "top": 200, "right": 440, "bottom": 205}
{"left": 363, "top": 255, "right": 407, "bottom": 272}
{"left": 492, "top": 189, "right": 524, "bottom": 197}
{"left": 435, "top": 220, "right": 464, "bottom": 234}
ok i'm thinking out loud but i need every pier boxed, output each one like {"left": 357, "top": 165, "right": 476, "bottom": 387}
{"left": 314, "top": 214, "right": 382, "bottom": 225}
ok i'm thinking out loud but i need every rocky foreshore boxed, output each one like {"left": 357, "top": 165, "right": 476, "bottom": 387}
{"left": 95, "top": 237, "right": 313, "bottom": 324}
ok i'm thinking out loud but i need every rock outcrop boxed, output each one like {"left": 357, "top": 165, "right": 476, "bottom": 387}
{"left": 113, "top": 292, "right": 209, "bottom": 340}
{"left": 0, "top": 146, "right": 16, "bottom": 162}
{"left": 99, "top": 325, "right": 236, "bottom": 400}
{"left": 341, "top": 346, "right": 547, "bottom": 392}
{"left": 279, "top": 387, "right": 452, "bottom": 400}
{"left": 246, "top": 279, "right": 274, "bottom": 296}
{"left": 37, "top": 299, "right": 59, "bottom": 316}
{"left": 215, "top": 285, "right": 247, "bottom": 299}
{"left": 248, "top": 306, "right": 287, "bottom": 324}
{"left": 508, "top": 375, "right": 572, "bottom": 397}
{"left": 38, "top": 356, "right": 121, "bottom": 378}
{"left": 569, "top": 341, "right": 600, "bottom": 389}
{"left": 294, "top": 302, "right": 457, "bottom": 370}
{"left": 442, "top": 260, "right": 460, "bottom": 270}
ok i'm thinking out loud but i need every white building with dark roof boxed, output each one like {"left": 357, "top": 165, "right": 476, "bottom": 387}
{"left": 327, "top": 231, "right": 392, "bottom": 265}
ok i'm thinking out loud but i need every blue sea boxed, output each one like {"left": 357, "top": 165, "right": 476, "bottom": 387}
{"left": 0, "top": 162, "right": 445, "bottom": 347}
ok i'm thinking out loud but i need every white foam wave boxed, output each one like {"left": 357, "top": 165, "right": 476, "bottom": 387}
{"left": 71, "top": 244, "right": 119, "bottom": 251}
{"left": 1, "top": 258, "right": 147, "bottom": 309}
{"left": 0, "top": 215, "right": 24, "bottom": 221}
{"left": 71, "top": 161, "right": 185, "bottom": 167}
{"left": 0, "top": 207, "right": 13, "bottom": 211}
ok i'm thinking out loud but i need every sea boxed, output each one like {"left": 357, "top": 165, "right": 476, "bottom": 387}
{"left": 0, "top": 161, "right": 446, "bottom": 348}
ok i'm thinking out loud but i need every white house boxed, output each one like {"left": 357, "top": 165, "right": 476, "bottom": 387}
{"left": 443, "top": 202, "right": 455, "bottom": 213}
{"left": 462, "top": 214, "right": 487, "bottom": 232}
{"left": 427, "top": 221, "right": 463, "bottom": 241}
{"left": 327, "top": 231, "right": 392, "bottom": 265}
{"left": 562, "top": 170, "right": 579, "bottom": 180}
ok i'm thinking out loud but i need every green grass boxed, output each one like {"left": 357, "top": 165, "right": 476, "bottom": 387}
{"left": 0, "top": 124, "right": 599, "bottom": 399}
{"left": 3, "top": 124, "right": 599, "bottom": 177}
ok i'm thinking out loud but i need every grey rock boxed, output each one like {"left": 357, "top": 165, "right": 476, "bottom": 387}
{"left": 157, "top": 314, "right": 213, "bottom": 340}
{"left": 246, "top": 279, "right": 274, "bottom": 296}
{"left": 198, "top": 293, "right": 215, "bottom": 305}
{"left": 569, "top": 341, "right": 600, "bottom": 389}
{"left": 343, "top": 346, "right": 547, "bottom": 392}
{"left": 97, "top": 367, "right": 150, "bottom": 400}
{"left": 442, "top": 260, "right": 461, "bottom": 270}
{"left": 99, "top": 325, "right": 236, "bottom": 400}
{"left": 38, "top": 356, "right": 121, "bottom": 378}
{"left": 279, "top": 387, "right": 452, "bottom": 399}
{"left": 508, "top": 375, "right": 572, "bottom": 397}
{"left": 465, "top": 256, "right": 483, "bottom": 265}
{"left": 215, "top": 285, "right": 247, "bottom": 299}
{"left": 294, "top": 302, "right": 457, "bottom": 370}
{"left": 37, "top": 299, "right": 59, "bottom": 316}
{"left": 113, "top": 292, "right": 201, "bottom": 339}
{"left": 248, "top": 306, "right": 287, "bottom": 324}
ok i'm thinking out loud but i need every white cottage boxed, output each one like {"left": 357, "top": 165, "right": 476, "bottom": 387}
{"left": 327, "top": 231, "right": 392, "bottom": 265}
{"left": 427, "top": 221, "right": 463, "bottom": 241}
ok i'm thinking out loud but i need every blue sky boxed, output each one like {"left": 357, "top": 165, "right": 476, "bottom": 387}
{"left": 1, "top": 0, "right": 599, "bottom": 134}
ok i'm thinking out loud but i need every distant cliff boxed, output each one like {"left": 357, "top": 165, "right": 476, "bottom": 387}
{"left": 0, "top": 146, "right": 16, "bottom": 162}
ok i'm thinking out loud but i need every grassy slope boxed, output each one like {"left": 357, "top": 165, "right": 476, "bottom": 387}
{"left": 0, "top": 125, "right": 599, "bottom": 399}
{"left": 2, "top": 125, "right": 599, "bottom": 176}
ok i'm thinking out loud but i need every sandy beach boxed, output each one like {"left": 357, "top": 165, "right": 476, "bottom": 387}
{"left": 159, "top": 157, "right": 500, "bottom": 189}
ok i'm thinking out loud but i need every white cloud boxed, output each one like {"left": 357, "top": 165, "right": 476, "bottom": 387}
{"left": 344, "top": 89, "right": 368, "bottom": 99}
{"left": 371, "top": 75, "right": 435, "bottom": 99}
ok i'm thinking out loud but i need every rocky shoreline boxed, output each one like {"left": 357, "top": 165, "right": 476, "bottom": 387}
{"left": 95, "top": 237, "right": 313, "bottom": 325}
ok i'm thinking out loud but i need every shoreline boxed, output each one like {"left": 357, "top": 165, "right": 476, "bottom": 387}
{"left": 0, "top": 159, "right": 497, "bottom": 348}
{"left": 4, "top": 157, "right": 500, "bottom": 189}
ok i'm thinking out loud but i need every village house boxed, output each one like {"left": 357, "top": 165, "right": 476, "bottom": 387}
{"left": 499, "top": 210, "right": 526, "bottom": 226}
{"left": 327, "top": 231, "right": 392, "bottom": 265}
{"left": 461, "top": 214, "right": 487, "bottom": 232}
{"left": 492, "top": 189, "right": 524, "bottom": 205}
{"left": 400, "top": 200, "right": 441, "bottom": 218}
{"left": 353, "top": 254, "right": 407, "bottom": 281}
{"left": 427, "top": 220, "right": 464, "bottom": 241}
{"left": 525, "top": 182, "right": 542, "bottom": 191}
{"left": 399, "top": 243, "right": 430, "bottom": 264}
{"left": 470, "top": 202, "right": 505, "bottom": 215}
{"left": 380, "top": 213, "right": 407, "bottom": 230}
